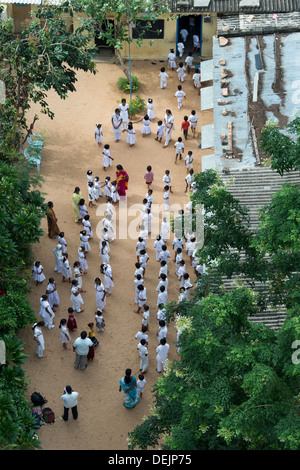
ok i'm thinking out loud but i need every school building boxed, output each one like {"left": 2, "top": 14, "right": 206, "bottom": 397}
{"left": 1, "top": 0, "right": 299, "bottom": 61}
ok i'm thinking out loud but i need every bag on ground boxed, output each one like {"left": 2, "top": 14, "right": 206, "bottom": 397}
{"left": 42, "top": 407, "right": 55, "bottom": 424}
{"left": 31, "top": 392, "right": 47, "bottom": 406}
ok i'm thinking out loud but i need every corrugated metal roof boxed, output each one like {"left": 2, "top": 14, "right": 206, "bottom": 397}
{"left": 172, "top": 0, "right": 300, "bottom": 13}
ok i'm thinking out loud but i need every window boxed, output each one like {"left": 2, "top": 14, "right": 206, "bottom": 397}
{"left": 132, "top": 19, "right": 164, "bottom": 39}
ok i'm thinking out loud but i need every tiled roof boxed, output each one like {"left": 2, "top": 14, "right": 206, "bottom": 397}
{"left": 172, "top": 0, "right": 300, "bottom": 13}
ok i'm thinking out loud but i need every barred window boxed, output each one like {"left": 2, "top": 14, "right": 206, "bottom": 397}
{"left": 132, "top": 19, "right": 164, "bottom": 39}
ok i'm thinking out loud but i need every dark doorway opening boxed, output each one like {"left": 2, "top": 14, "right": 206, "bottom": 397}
{"left": 94, "top": 20, "right": 115, "bottom": 56}
{"left": 177, "top": 14, "right": 202, "bottom": 57}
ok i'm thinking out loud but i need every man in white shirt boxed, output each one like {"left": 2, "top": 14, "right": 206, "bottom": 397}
{"left": 156, "top": 338, "right": 170, "bottom": 373}
{"left": 61, "top": 385, "right": 79, "bottom": 421}
{"left": 73, "top": 331, "right": 93, "bottom": 370}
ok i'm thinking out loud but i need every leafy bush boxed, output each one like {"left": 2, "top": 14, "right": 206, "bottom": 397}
{"left": 117, "top": 75, "right": 140, "bottom": 93}
{"left": 128, "top": 95, "right": 146, "bottom": 118}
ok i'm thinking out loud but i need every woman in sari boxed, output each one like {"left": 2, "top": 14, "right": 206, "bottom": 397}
{"left": 46, "top": 201, "right": 60, "bottom": 239}
{"left": 72, "top": 187, "right": 82, "bottom": 223}
{"left": 116, "top": 165, "right": 129, "bottom": 199}
{"left": 119, "top": 368, "right": 140, "bottom": 408}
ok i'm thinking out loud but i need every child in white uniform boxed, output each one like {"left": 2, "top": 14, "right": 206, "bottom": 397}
{"left": 103, "top": 176, "right": 111, "bottom": 199}
{"left": 70, "top": 279, "right": 84, "bottom": 313}
{"left": 62, "top": 254, "right": 72, "bottom": 282}
{"left": 80, "top": 230, "right": 91, "bottom": 252}
{"left": 95, "top": 310, "right": 105, "bottom": 332}
{"left": 32, "top": 261, "right": 46, "bottom": 284}
{"left": 88, "top": 182, "right": 96, "bottom": 207}
{"left": 137, "top": 339, "right": 148, "bottom": 373}
{"left": 94, "top": 124, "right": 103, "bottom": 147}
{"left": 82, "top": 214, "right": 93, "bottom": 238}
{"left": 193, "top": 69, "right": 201, "bottom": 95}
{"left": 78, "top": 246, "right": 88, "bottom": 273}
{"left": 147, "top": 98, "right": 155, "bottom": 119}
{"left": 154, "top": 235, "right": 164, "bottom": 261}
{"left": 46, "top": 278, "right": 60, "bottom": 308}
{"left": 57, "top": 232, "right": 67, "bottom": 255}
{"left": 160, "top": 217, "right": 170, "bottom": 243}
{"left": 174, "top": 137, "right": 185, "bottom": 163}
{"left": 177, "top": 41, "right": 184, "bottom": 57}
{"left": 141, "top": 115, "right": 151, "bottom": 136}
{"left": 185, "top": 169, "right": 194, "bottom": 193}
{"left": 100, "top": 240, "right": 110, "bottom": 264}
{"left": 102, "top": 144, "right": 114, "bottom": 170}
{"left": 39, "top": 294, "right": 55, "bottom": 329}
{"left": 73, "top": 261, "right": 83, "bottom": 289}
{"left": 185, "top": 52, "right": 194, "bottom": 74}
{"left": 94, "top": 177, "right": 102, "bottom": 200}
{"left": 87, "top": 170, "right": 93, "bottom": 187}
{"left": 137, "top": 374, "right": 147, "bottom": 398}
{"left": 185, "top": 150, "right": 194, "bottom": 172}
{"left": 175, "top": 85, "right": 186, "bottom": 109}
{"left": 102, "top": 263, "right": 114, "bottom": 295}
{"left": 78, "top": 199, "right": 88, "bottom": 221}
{"left": 111, "top": 180, "right": 120, "bottom": 203}
{"left": 168, "top": 49, "right": 176, "bottom": 70}
{"left": 159, "top": 67, "right": 169, "bottom": 89}
{"left": 134, "top": 274, "right": 144, "bottom": 305}
{"left": 119, "top": 98, "right": 129, "bottom": 129}
{"left": 59, "top": 318, "right": 71, "bottom": 350}
{"left": 155, "top": 120, "right": 165, "bottom": 143}
{"left": 176, "top": 62, "right": 186, "bottom": 82}
{"left": 163, "top": 170, "right": 172, "bottom": 193}
{"left": 163, "top": 185, "right": 170, "bottom": 211}
{"left": 189, "top": 110, "right": 198, "bottom": 138}
{"left": 123, "top": 121, "right": 136, "bottom": 146}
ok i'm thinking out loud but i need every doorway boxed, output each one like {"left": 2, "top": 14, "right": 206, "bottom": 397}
{"left": 94, "top": 20, "right": 115, "bottom": 58}
{"left": 177, "top": 14, "right": 202, "bottom": 58}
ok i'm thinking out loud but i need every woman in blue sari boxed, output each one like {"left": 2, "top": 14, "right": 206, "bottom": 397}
{"left": 119, "top": 369, "right": 140, "bottom": 408}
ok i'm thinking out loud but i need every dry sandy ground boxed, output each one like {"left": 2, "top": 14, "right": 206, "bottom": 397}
{"left": 18, "top": 59, "right": 213, "bottom": 450}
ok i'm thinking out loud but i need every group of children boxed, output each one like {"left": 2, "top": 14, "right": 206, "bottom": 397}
{"left": 32, "top": 46, "right": 204, "bottom": 401}
{"left": 33, "top": 165, "right": 126, "bottom": 359}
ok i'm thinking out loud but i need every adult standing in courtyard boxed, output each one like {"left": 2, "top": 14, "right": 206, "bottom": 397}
{"left": 32, "top": 321, "right": 45, "bottom": 358}
{"left": 72, "top": 187, "right": 82, "bottom": 223}
{"left": 61, "top": 385, "right": 79, "bottom": 421}
{"left": 119, "top": 368, "right": 140, "bottom": 408}
{"left": 73, "top": 330, "right": 93, "bottom": 370}
{"left": 163, "top": 109, "right": 175, "bottom": 148}
{"left": 116, "top": 164, "right": 129, "bottom": 199}
{"left": 46, "top": 201, "right": 60, "bottom": 239}
{"left": 111, "top": 108, "right": 123, "bottom": 142}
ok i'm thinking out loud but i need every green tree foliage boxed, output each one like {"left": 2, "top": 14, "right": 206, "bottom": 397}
{"left": 251, "top": 183, "right": 300, "bottom": 309}
{"left": 128, "top": 289, "right": 300, "bottom": 450}
{"left": 259, "top": 117, "right": 300, "bottom": 176}
{"left": 79, "top": 0, "right": 171, "bottom": 78}
{"left": 0, "top": 2, "right": 98, "bottom": 449}
{"left": 129, "top": 164, "right": 300, "bottom": 450}
{"left": 0, "top": 1, "right": 96, "bottom": 144}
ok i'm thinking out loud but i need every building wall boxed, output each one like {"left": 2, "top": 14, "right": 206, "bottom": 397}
{"left": 120, "top": 14, "right": 177, "bottom": 61}
{"left": 119, "top": 13, "right": 217, "bottom": 61}
{"left": 201, "top": 13, "right": 217, "bottom": 58}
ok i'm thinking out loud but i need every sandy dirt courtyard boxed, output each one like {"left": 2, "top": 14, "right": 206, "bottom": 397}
{"left": 18, "top": 58, "right": 213, "bottom": 450}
